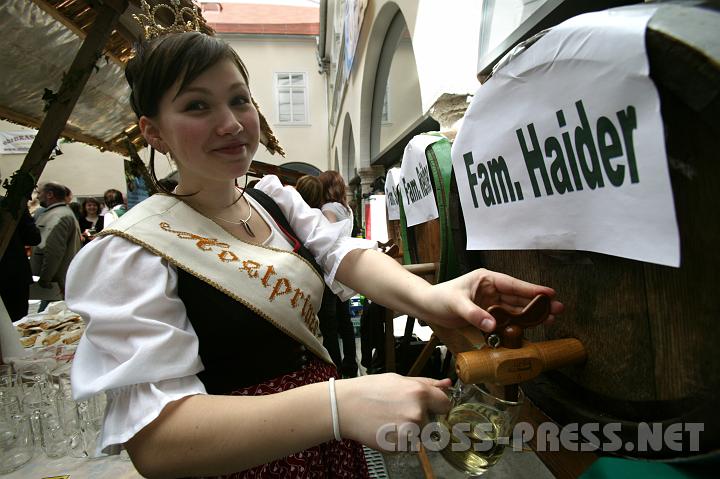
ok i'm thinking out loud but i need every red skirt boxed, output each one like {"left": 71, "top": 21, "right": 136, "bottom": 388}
{"left": 207, "top": 358, "right": 370, "bottom": 479}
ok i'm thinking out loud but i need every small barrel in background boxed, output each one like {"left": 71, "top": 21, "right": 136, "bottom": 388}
{"left": 399, "top": 135, "right": 459, "bottom": 284}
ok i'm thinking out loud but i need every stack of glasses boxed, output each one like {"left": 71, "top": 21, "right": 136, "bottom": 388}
{"left": 0, "top": 355, "right": 106, "bottom": 474}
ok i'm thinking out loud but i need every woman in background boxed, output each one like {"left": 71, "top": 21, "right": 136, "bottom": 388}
{"left": 295, "top": 174, "right": 347, "bottom": 373}
{"left": 294, "top": 175, "right": 323, "bottom": 209}
{"left": 102, "top": 189, "right": 127, "bottom": 228}
{"left": 319, "top": 170, "right": 360, "bottom": 378}
{"left": 78, "top": 197, "right": 104, "bottom": 245}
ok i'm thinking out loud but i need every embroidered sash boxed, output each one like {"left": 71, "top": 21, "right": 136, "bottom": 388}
{"left": 99, "top": 194, "right": 332, "bottom": 364}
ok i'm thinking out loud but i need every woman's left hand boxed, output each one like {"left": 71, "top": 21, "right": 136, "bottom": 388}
{"left": 421, "top": 268, "right": 564, "bottom": 332}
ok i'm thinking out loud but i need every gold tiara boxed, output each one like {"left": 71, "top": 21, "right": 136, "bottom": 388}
{"left": 133, "top": 0, "right": 203, "bottom": 40}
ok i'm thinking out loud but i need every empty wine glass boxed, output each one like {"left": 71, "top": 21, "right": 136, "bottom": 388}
{"left": 0, "top": 412, "right": 34, "bottom": 474}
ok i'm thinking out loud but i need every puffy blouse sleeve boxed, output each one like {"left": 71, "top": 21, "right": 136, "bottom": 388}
{"left": 256, "top": 175, "right": 377, "bottom": 300}
{"left": 65, "top": 234, "right": 206, "bottom": 453}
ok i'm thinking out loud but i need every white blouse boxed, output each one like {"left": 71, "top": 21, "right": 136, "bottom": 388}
{"left": 65, "top": 176, "right": 376, "bottom": 454}
{"left": 321, "top": 202, "right": 353, "bottom": 236}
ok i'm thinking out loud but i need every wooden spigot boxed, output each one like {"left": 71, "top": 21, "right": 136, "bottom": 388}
{"left": 455, "top": 338, "right": 587, "bottom": 385}
{"left": 455, "top": 294, "right": 586, "bottom": 396}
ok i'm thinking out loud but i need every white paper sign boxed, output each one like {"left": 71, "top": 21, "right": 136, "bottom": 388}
{"left": 451, "top": 6, "right": 680, "bottom": 267}
{"left": 400, "top": 135, "right": 443, "bottom": 227}
{"left": 384, "top": 167, "right": 402, "bottom": 220}
{"left": 0, "top": 130, "right": 37, "bottom": 154}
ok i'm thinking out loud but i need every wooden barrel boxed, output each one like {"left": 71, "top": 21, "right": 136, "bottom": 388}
{"left": 448, "top": 6, "right": 720, "bottom": 460}
{"left": 399, "top": 136, "right": 459, "bottom": 284}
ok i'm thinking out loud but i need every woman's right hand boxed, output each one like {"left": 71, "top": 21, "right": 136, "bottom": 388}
{"left": 335, "top": 374, "right": 452, "bottom": 450}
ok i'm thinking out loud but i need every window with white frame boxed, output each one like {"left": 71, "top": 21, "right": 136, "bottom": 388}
{"left": 275, "top": 73, "right": 308, "bottom": 124}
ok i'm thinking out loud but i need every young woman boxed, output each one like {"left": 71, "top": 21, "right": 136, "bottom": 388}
{"left": 78, "top": 197, "right": 104, "bottom": 244}
{"left": 319, "top": 170, "right": 352, "bottom": 225}
{"left": 65, "top": 30, "right": 562, "bottom": 478}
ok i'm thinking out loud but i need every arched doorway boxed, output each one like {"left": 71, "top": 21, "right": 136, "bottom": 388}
{"left": 369, "top": 10, "right": 422, "bottom": 164}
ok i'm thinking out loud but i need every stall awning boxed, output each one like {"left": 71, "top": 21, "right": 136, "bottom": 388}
{"left": 0, "top": 0, "right": 214, "bottom": 156}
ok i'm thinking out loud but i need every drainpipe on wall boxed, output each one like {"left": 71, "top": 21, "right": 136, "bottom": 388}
{"left": 317, "top": 0, "right": 329, "bottom": 74}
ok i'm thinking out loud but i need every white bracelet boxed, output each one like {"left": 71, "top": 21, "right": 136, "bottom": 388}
{"left": 328, "top": 377, "right": 341, "bottom": 441}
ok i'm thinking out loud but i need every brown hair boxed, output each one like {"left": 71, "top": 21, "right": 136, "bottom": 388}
{"left": 81, "top": 197, "right": 101, "bottom": 217}
{"left": 318, "top": 170, "right": 348, "bottom": 208}
{"left": 295, "top": 175, "right": 323, "bottom": 209}
{"left": 104, "top": 189, "right": 124, "bottom": 208}
{"left": 124, "top": 32, "right": 283, "bottom": 196}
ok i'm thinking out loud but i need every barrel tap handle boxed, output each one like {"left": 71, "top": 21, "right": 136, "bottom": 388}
{"left": 484, "top": 294, "right": 551, "bottom": 350}
{"left": 456, "top": 293, "right": 586, "bottom": 402}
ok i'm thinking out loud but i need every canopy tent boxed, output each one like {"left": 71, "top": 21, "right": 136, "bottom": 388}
{"left": 0, "top": 0, "right": 215, "bottom": 156}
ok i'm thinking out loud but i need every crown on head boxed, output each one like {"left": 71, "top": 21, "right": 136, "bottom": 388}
{"left": 133, "top": 0, "right": 203, "bottom": 40}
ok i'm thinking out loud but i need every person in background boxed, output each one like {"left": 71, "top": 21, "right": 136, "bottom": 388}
{"left": 28, "top": 187, "right": 44, "bottom": 218}
{"left": 294, "top": 175, "right": 323, "bottom": 209}
{"left": 30, "top": 181, "right": 81, "bottom": 311}
{"left": 63, "top": 186, "right": 83, "bottom": 222}
{"left": 78, "top": 197, "right": 104, "bottom": 245}
{"left": 295, "top": 174, "right": 346, "bottom": 371}
{"left": 348, "top": 198, "right": 362, "bottom": 237}
{"left": 65, "top": 23, "right": 563, "bottom": 478}
{"left": 64, "top": 185, "right": 74, "bottom": 204}
{"left": 319, "top": 170, "right": 361, "bottom": 378}
{"left": 67, "top": 202, "right": 82, "bottom": 223}
{"left": 102, "top": 188, "right": 127, "bottom": 227}
{"left": 0, "top": 171, "right": 41, "bottom": 322}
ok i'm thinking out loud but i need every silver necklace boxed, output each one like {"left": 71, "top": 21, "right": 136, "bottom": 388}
{"left": 212, "top": 195, "right": 255, "bottom": 237}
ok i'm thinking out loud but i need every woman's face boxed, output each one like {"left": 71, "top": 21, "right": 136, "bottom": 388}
{"left": 142, "top": 59, "right": 260, "bottom": 185}
{"left": 85, "top": 201, "right": 98, "bottom": 215}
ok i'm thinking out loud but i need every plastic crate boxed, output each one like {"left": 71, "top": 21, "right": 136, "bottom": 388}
{"left": 363, "top": 446, "right": 389, "bottom": 478}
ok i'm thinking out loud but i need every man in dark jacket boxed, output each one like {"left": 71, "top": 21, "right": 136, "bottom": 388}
{"left": 0, "top": 197, "right": 41, "bottom": 321}
{"left": 30, "top": 182, "right": 81, "bottom": 311}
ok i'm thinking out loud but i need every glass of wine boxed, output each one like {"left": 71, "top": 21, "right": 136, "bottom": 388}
{"left": 437, "top": 380, "right": 523, "bottom": 476}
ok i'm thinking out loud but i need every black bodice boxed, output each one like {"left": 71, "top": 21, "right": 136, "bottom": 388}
{"left": 177, "top": 269, "right": 309, "bottom": 394}
{"left": 176, "top": 188, "right": 324, "bottom": 394}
